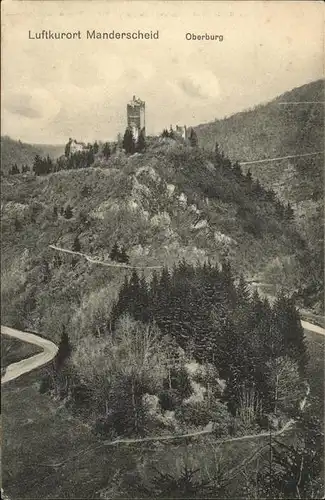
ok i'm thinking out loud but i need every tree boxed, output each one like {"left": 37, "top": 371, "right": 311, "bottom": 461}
{"left": 265, "top": 355, "right": 301, "bottom": 414}
{"left": 273, "top": 294, "right": 308, "bottom": 373}
{"left": 109, "top": 242, "right": 120, "bottom": 261}
{"left": 72, "top": 235, "right": 81, "bottom": 252}
{"left": 103, "top": 142, "right": 111, "bottom": 159}
{"left": 53, "top": 205, "right": 58, "bottom": 218}
{"left": 246, "top": 168, "right": 253, "bottom": 185}
{"left": 214, "top": 141, "right": 224, "bottom": 164}
{"left": 10, "top": 163, "right": 20, "bottom": 175}
{"left": 64, "top": 204, "right": 73, "bottom": 219}
{"left": 86, "top": 149, "right": 94, "bottom": 167}
{"left": 33, "top": 154, "right": 43, "bottom": 175}
{"left": 55, "top": 156, "right": 66, "bottom": 172}
{"left": 140, "top": 454, "right": 229, "bottom": 499}
{"left": 263, "top": 414, "right": 325, "bottom": 499}
{"left": 22, "top": 164, "right": 29, "bottom": 173}
{"left": 232, "top": 161, "right": 243, "bottom": 179}
{"left": 189, "top": 128, "right": 198, "bottom": 147}
{"left": 285, "top": 202, "right": 294, "bottom": 221}
{"left": 109, "top": 315, "right": 168, "bottom": 435}
{"left": 163, "top": 364, "right": 192, "bottom": 399}
{"left": 40, "top": 258, "right": 51, "bottom": 284}
{"left": 169, "top": 126, "right": 175, "bottom": 139}
{"left": 53, "top": 254, "right": 62, "bottom": 268}
{"left": 160, "top": 335, "right": 184, "bottom": 390}
{"left": 235, "top": 383, "right": 262, "bottom": 429}
{"left": 55, "top": 326, "right": 72, "bottom": 370}
{"left": 123, "top": 128, "right": 135, "bottom": 154}
{"left": 125, "top": 270, "right": 141, "bottom": 320}
{"left": 252, "top": 178, "right": 263, "bottom": 196}
{"left": 248, "top": 288, "right": 265, "bottom": 330}
{"left": 65, "top": 139, "right": 72, "bottom": 158}
{"left": 118, "top": 246, "right": 130, "bottom": 264}
{"left": 45, "top": 154, "right": 53, "bottom": 174}
{"left": 136, "top": 129, "right": 146, "bottom": 152}
{"left": 220, "top": 260, "right": 237, "bottom": 311}
{"left": 14, "top": 217, "right": 22, "bottom": 231}
{"left": 235, "top": 274, "right": 250, "bottom": 306}
{"left": 32, "top": 154, "right": 53, "bottom": 175}
{"left": 93, "top": 141, "right": 99, "bottom": 154}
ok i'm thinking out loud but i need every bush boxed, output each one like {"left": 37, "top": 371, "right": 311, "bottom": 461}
{"left": 159, "top": 389, "right": 182, "bottom": 411}
{"left": 175, "top": 401, "right": 213, "bottom": 427}
{"left": 39, "top": 373, "right": 53, "bottom": 394}
{"left": 93, "top": 384, "right": 151, "bottom": 438}
{"left": 175, "top": 399, "right": 233, "bottom": 435}
{"left": 70, "top": 382, "right": 93, "bottom": 409}
{"left": 163, "top": 366, "right": 193, "bottom": 399}
{"left": 94, "top": 416, "right": 119, "bottom": 440}
{"left": 228, "top": 415, "right": 261, "bottom": 437}
{"left": 192, "top": 363, "right": 223, "bottom": 400}
{"left": 211, "top": 401, "right": 233, "bottom": 437}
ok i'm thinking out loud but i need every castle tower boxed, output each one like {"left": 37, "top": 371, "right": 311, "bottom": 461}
{"left": 127, "top": 95, "right": 145, "bottom": 141}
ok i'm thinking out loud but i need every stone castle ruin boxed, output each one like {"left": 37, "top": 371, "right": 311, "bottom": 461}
{"left": 175, "top": 125, "right": 188, "bottom": 139}
{"left": 127, "top": 95, "right": 146, "bottom": 141}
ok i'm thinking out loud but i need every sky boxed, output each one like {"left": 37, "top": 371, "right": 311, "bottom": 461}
{"left": 1, "top": 0, "right": 324, "bottom": 144}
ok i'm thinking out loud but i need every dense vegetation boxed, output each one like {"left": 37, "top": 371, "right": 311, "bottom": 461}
{"left": 1, "top": 134, "right": 309, "bottom": 341}
{"left": 195, "top": 79, "right": 324, "bottom": 311}
{"left": 42, "top": 261, "right": 307, "bottom": 438}
{"left": 34, "top": 260, "right": 323, "bottom": 499}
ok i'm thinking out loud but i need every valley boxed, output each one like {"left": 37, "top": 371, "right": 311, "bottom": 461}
{"left": 1, "top": 79, "right": 324, "bottom": 500}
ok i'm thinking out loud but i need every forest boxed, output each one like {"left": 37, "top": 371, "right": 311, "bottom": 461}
{"left": 35, "top": 259, "right": 324, "bottom": 499}
{"left": 42, "top": 260, "right": 307, "bottom": 437}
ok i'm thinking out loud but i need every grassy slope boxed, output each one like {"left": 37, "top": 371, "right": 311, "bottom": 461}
{"left": 1, "top": 139, "right": 304, "bottom": 342}
{"left": 1, "top": 335, "right": 42, "bottom": 369}
{"left": 1, "top": 136, "right": 64, "bottom": 174}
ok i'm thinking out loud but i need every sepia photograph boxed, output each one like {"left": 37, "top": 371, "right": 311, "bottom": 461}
{"left": 1, "top": 0, "right": 324, "bottom": 498}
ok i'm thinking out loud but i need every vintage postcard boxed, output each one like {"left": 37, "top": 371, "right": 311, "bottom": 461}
{"left": 1, "top": 1, "right": 324, "bottom": 498}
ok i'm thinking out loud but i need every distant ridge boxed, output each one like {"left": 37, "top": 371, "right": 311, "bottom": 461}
{"left": 194, "top": 79, "right": 324, "bottom": 162}
{"left": 194, "top": 79, "right": 324, "bottom": 204}
{"left": 194, "top": 79, "right": 324, "bottom": 311}
{"left": 1, "top": 136, "right": 64, "bottom": 174}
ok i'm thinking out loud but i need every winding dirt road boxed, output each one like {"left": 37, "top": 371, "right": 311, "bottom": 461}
{"left": 240, "top": 150, "right": 324, "bottom": 166}
{"left": 1, "top": 326, "right": 58, "bottom": 384}
{"left": 300, "top": 320, "right": 325, "bottom": 336}
{"left": 49, "top": 244, "right": 163, "bottom": 270}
